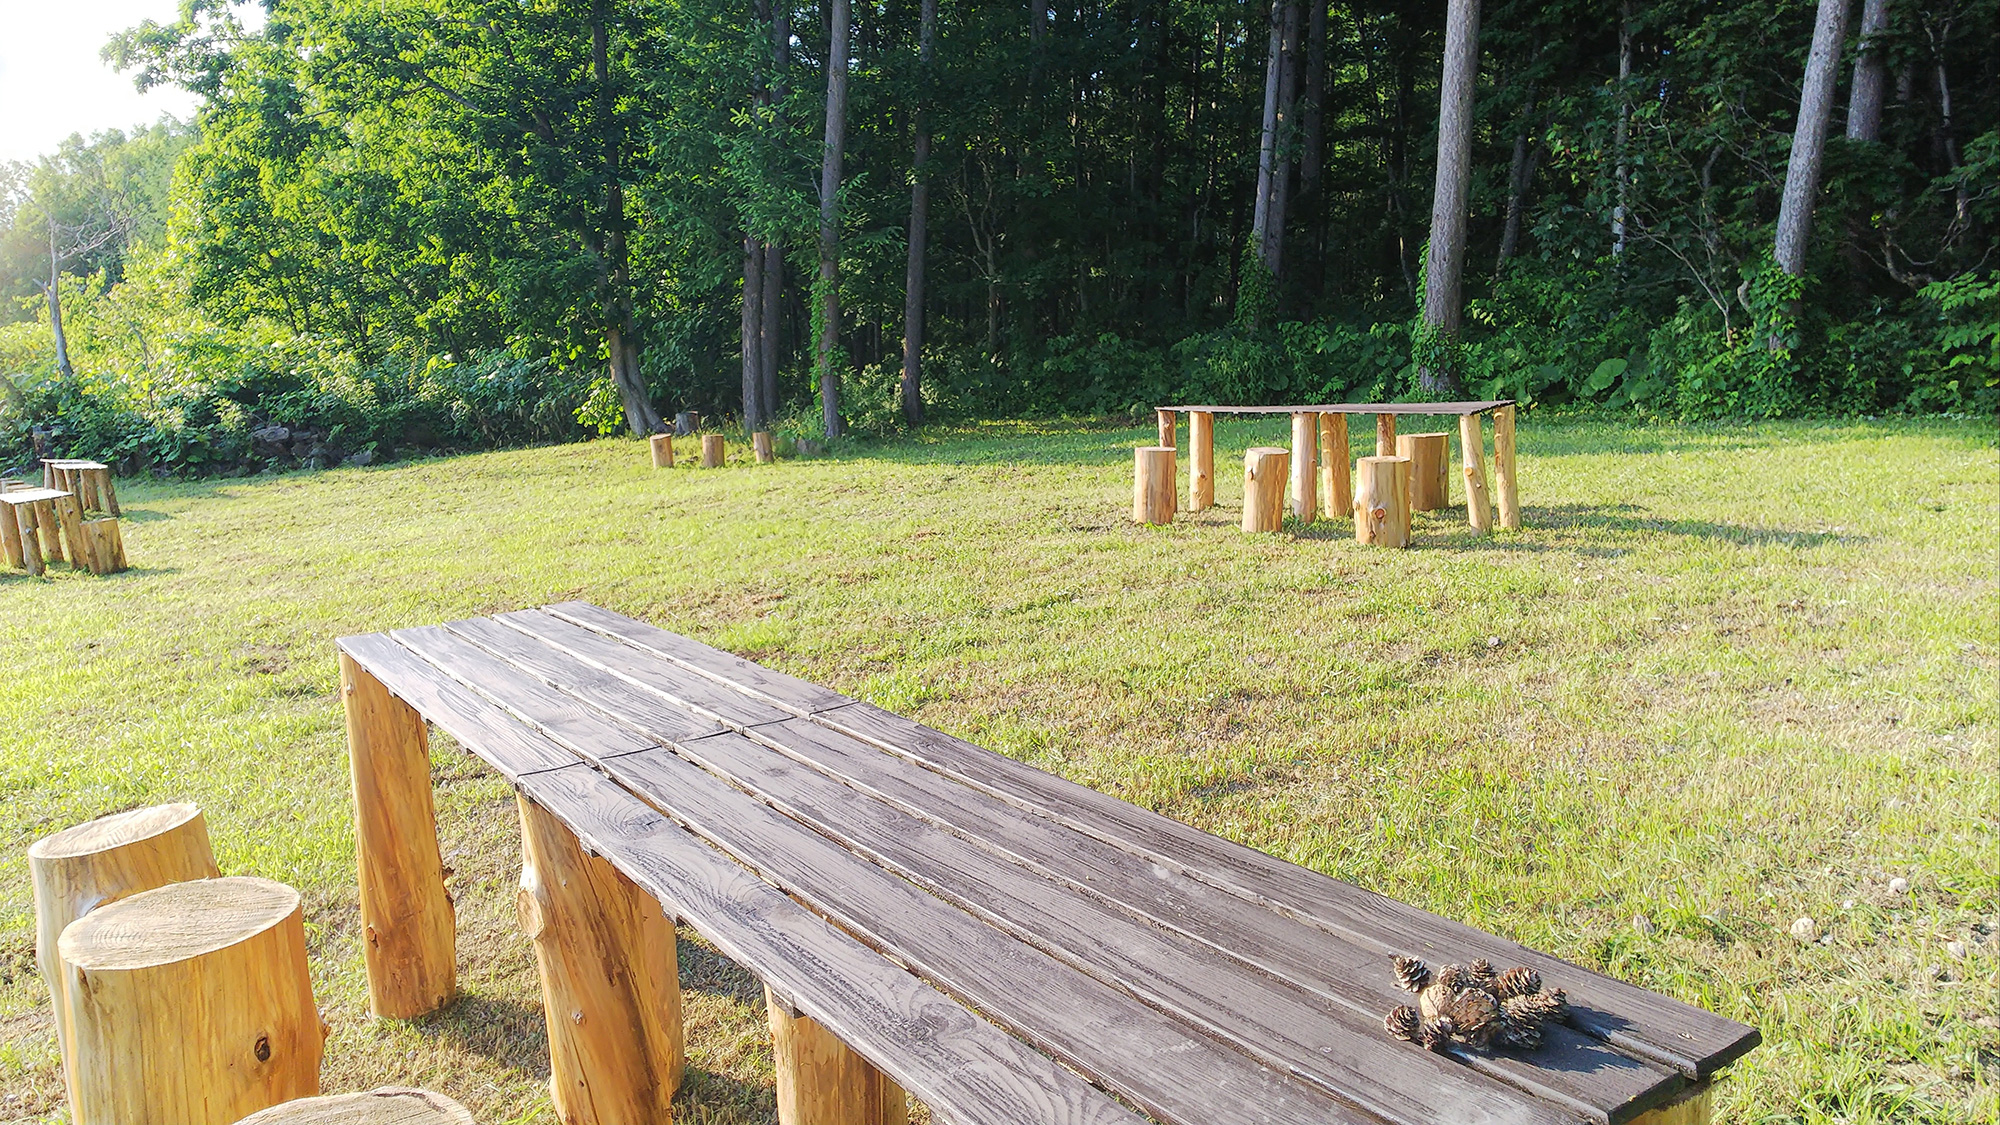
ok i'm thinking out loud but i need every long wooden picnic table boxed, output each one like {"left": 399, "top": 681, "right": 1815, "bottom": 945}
{"left": 337, "top": 603, "right": 1756, "bottom": 1125}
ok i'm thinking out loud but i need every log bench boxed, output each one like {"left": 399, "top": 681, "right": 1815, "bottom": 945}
{"left": 1155, "top": 401, "right": 1520, "bottom": 533}
{"left": 336, "top": 603, "right": 1757, "bottom": 1125}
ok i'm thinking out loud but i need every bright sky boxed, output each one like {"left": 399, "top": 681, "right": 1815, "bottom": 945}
{"left": 0, "top": 0, "right": 214, "bottom": 164}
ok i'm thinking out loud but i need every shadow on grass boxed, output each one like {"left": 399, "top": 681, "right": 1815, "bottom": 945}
{"left": 1278, "top": 502, "right": 1855, "bottom": 551}
{"left": 678, "top": 932, "right": 767, "bottom": 1007}
{"left": 418, "top": 991, "right": 553, "bottom": 1077}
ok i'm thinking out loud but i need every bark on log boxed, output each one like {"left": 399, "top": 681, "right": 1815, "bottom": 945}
{"left": 55, "top": 494, "right": 91, "bottom": 572}
{"left": 82, "top": 519, "right": 126, "bottom": 575}
{"left": 1242, "top": 447, "right": 1290, "bottom": 533}
{"left": 34, "top": 500, "right": 62, "bottom": 564}
{"left": 0, "top": 499, "right": 22, "bottom": 569}
{"left": 650, "top": 434, "right": 675, "bottom": 468}
{"left": 18, "top": 506, "right": 44, "bottom": 576}
{"left": 1156, "top": 409, "right": 1176, "bottom": 451}
{"left": 1395, "top": 432, "right": 1450, "bottom": 512}
{"left": 1133, "top": 447, "right": 1177, "bottom": 525}
{"left": 1355, "top": 456, "right": 1412, "bottom": 548}
{"left": 1375, "top": 413, "right": 1397, "bottom": 457}
{"left": 702, "top": 434, "right": 726, "bottom": 468}
{"left": 30, "top": 803, "right": 219, "bottom": 1114}
{"left": 517, "top": 797, "right": 683, "bottom": 1124}
{"left": 231, "top": 1086, "right": 475, "bottom": 1125}
{"left": 341, "top": 653, "right": 456, "bottom": 1019}
{"left": 767, "top": 987, "right": 907, "bottom": 1125}
{"left": 60, "top": 877, "right": 324, "bottom": 1125}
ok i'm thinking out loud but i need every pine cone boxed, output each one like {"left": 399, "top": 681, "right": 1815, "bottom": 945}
{"left": 1466, "top": 958, "right": 1497, "bottom": 985}
{"left": 1433, "top": 963, "right": 1477, "bottom": 994}
{"left": 1420, "top": 1016, "right": 1455, "bottom": 1051}
{"left": 1385, "top": 1005, "right": 1422, "bottom": 1042}
{"left": 1438, "top": 988, "right": 1506, "bottom": 1050}
{"left": 1391, "top": 954, "right": 1431, "bottom": 993}
{"left": 1492, "top": 965, "right": 1542, "bottom": 999}
{"left": 1499, "top": 1004, "right": 1546, "bottom": 1050}
{"left": 1504, "top": 987, "right": 1569, "bottom": 1026}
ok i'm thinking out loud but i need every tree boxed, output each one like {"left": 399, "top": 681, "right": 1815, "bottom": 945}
{"left": 816, "top": 0, "right": 852, "bottom": 439}
{"left": 1846, "top": 0, "right": 1891, "bottom": 142}
{"left": 1773, "top": 0, "right": 1849, "bottom": 276}
{"left": 1418, "top": 0, "right": 1481, "bottom": 397}
{"left": 1249, "top": 1, "right": 1301, "bottom": 290}
{"left": 899, "top": 0, "right": 939, "bottom": 426}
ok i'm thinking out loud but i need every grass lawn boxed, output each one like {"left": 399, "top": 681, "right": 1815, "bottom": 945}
{"left": 0, "top": 414, "right": 1994, "bottom": 1124}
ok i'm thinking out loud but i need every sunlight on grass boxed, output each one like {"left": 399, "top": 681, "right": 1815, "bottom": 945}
{"left": 1, "top": 415, "right": 1994, "bottom": 1123}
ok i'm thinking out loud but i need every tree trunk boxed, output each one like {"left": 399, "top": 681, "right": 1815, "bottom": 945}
{"left": 1261, "top": 1, "right": 1302, "bottom": 281}
{"left": 1773, "top": 0, "right": 1848, "bottom": 277}
{"left": 1250, "top": 2, "right": 1284, "bottom": 271}
{"left": 741, "top": 237, "right": 766, "bottom": 429}
{"left": 816, "top": 0, "right": 852, "bottom": 439}
{"left": 1496, "top": 88, "right": 1541, "bottom": 274}
{"left": 1611, "top": 1, "right": 1633, "bottom": 258}
{"left": 1419, "top": 0, "right": 1481, "bottom": 397}
{"left": 1299, "top": 1, "right": 1328, "bottom": 207}
{"left": 1846, "top": 0, "right": 1890, "bottom": 141}
{"left": 45, "top": 223, "right": 74, "bottom": 380}
{"left": 760, "top": 4, "right": 790, "bottom": 420}
{"left": 900, "top": 0, "right": 938, "bottom": 427}
{"left": 593, "top": 2, "right": 662, "bottom": 435}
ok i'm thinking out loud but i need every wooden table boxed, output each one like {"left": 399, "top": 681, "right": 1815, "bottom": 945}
{"left": 41, "top": 459, "right": 120, "bottom": 516}
{"left": 1, "top": 488, "right": 76, "bottom": 576}
{"left": 1156, "top": 401, "right": 1520, "bottom": 532}
{"left": 338, "top": 604, "right": 1756, "bottom": 1125}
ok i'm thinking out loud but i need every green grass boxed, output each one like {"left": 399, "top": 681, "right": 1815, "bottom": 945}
{"left": 1, "top": 414, "right": 1995, "bottom": 1124}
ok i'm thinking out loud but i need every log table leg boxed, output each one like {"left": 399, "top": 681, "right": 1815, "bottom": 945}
{"left": 1189, "top": 411, "right": 1215, "bottom": 512}
{"left": 1494, "top": 404, "right": 1521, "bottom": 530}
{"left": 0, "top": 502, "right": 23, "bottom": 569}
{"left": 650, "top": 433, "right": 675, "bottom": 468}
{"left": 1318, "top": 413, "right": 1351, "bottom": 519}
{"left": 34, "top": 501, "right": 63, "bottom": 564}
{"left": 29, "top": 804, "right": 219, "bottom": 1119}
{"left": 1241, "top": 447, "right": 1290, "bottom": 533}
{"left": 93, "top": 469, "right": 120, "bottom": 517}
{"left": 1459, "top": 414, "right": 1493, "bottom": 534}
{"left": 1133, "top": 447, "right": 1177, "bottom": 525}
{"left": 59, "top": 877, "right": 324, "bottom": 1125}
{"left": 55, "top": 495, "right": 92, "bottom": 573}
{"left": 1631, "top": 1085, "right": 1711, "bottom": 1125}
{"left": 1355, "top": 456, "right": 1412, "bottom": 548}
{"left": 18, "top": 507, "right": 44, "bottom": 576}
{"left": 518, "top": 796, "right": 684, "bottom": 1124}
{"left": 1376, "top": 413, "right": 1396, "bottom": 457}
{"left": 768, "top": 988, "right": 907, "bottom": 1125}
{"left": 1289, "top": 412, "right": 1318, "bottom": 522}
{"left": 1395, "top": 432, "right": 1450, "bottom": 512}
{"left": 1156, "top": 408, "right": 1176, "bottom": 451}
{"left": 340, "top": 653, "right": 456, "bottom": 1018}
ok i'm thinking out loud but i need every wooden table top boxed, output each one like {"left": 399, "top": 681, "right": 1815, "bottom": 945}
{"left": 40, "top": 459, "right": 108, "bottom": 470}
{"left": 0, "top": 488, "right": 71, "bottom": 505}
{"left": 338, "top": 604, "right": 1756, "bottom": 1125}
{"left": 1161, "top": 401, "right": 1513, "bottom": 415}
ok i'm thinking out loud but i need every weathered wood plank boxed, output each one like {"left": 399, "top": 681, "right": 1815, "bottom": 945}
{"left": 544, "top": 602, "right": 853, "bottom": 714}
{"left": 509, "top": 763, "right": 1152, "bottom": 1125}
{"left": 443, "top": 616, "right": 725, "bottom": 746}
{"left": 496, "top": 610, "right": 797, "bottom": 728}
{"left": 813, "top": 701, "right": 1759, "bottom": 1080}
{"left": 334, "top": 634, "right": 576, "bottom": 777}
{"left": 601, "top": 744, "right": 1453, "bottom": 1125}
{"left": 390, "top": 625, "right": 659, "bottom": 762}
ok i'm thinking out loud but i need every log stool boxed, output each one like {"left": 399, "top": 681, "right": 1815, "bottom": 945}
{"left": 30, "top": 804, "right": 221, "bottom": 1115}
{"left": 650, "top": 434, "right": 675, "bottom": 468}
{"left": 1355, "top": 455, "right": 1412, "bottom": 548}
{"left": 1395, "top": 432, "right": 1450, "bottom": 512}
{"left": 233, "top": 1087, "right": 475, "bottom": 1125}
{"left": 701, "top": 434, "right": 726, "bottom": 468}
{"left": 1241, "top": 447, "right": 1289, "bottom": 533}
{"left": 518, "top": 796, "right": 683, "bottom": 1124}
{"left": 1132, "top": 446, "right": 1176, "bottom": 525}
{"left": 59, "top": 876, "right": 325, "bottom": 1125}
{"left": 768, "top": 987, "right": 908, "bottom": 1125}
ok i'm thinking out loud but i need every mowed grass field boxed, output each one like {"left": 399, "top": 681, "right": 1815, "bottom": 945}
{"left": 0, "top": 414, "right": 1994, "bottom": 1124}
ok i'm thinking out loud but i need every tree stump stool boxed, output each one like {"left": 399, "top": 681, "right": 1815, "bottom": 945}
{"left": 1355, "top": 456, "right": 1411, "bottom": 548}
{"left": 30, "top": 804, "right": 220, "bottom": 1113}
{"left": 82, "top": 518, "right": 128, "bottom": 575}
{"left": 1241, "top": 447, "right": 1289, "bottom": 533}
{"left": 1132, "top": 447, "right": 1176, "bottom": 525}
{"left": 768, "top": 987, "right": 908, "bottom": 1125}
{"left": 1394, "top": 432, "right": 1450, "bottom": 512}
{"left": 232, "top": 1086, "right": 475, "bottom": 1125}
{"left": 59, "top": 876, "right": 325, "bottom": 1125}
{"left": 701, "top": 434, "right": 726, "bottom": 468}
{"left": 753, "top": 430, "right": 776, "bottom": 463}
{"left": 650, "top": 434, "right": 676, "bottom": 468}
